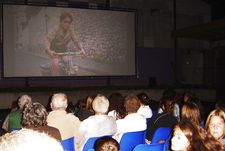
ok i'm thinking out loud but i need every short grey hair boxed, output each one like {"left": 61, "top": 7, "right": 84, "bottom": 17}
{"left": 92, "top": 94, "right": 109, "bottom": 114}
{"left": 51, "top": 93, "right": 68, "bottom": 110}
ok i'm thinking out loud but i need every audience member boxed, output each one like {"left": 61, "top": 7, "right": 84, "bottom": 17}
{"left": 182, "top": 91, "right": 194, "bottom": 104}
{"left": 146, "top": 97, "right": 177, "bottom": 142}
{"left": 136, "top": 93, "right": 153, "bottom": 119}
{"left": 66, "top": 101, "right": 75, "bottom": 114}
{"left": 2, "top": 94, "right": 32, "bottom": 132}
{"left": 114, "top": 94, "right": 146, "bottom": 142}
{"left": 76, "top": 94, "right": 117, "bottom": 151}
{"left": 215, "top": 100, "right": 225, "bottom": 112}
{"left": 158, "top": 89, "right": 180, "bottom": 121}
{"left": 137, "top": 92, "right": 158, "bottom": 115}
{"left": 76, "top": 95, "right": 95, "bottom": 121}
{"left": 22, "top": 102, "right": 61, "bottom": 141}
{"left": 181, "top": 102, "right": 201, "bottom": 127}
{"left": 205, "top": 109, "right": 225, "bottom": 146}
{"left": 47, "top": 93, "right": 81, "bottom": 141}
{"left": 171, "top": 120, "right": 223, "bottom": 151}
{"left": 0, "top": 129, "right": 63, "bottom": 151}
{"left": 94, "top": 136, "right": 120, "bottom": 151}
{"left": 108, "top": 92, "right": 126, "bottom": 120}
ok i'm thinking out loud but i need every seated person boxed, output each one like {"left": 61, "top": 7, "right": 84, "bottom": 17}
{"left": 0, "top": 129, "right": 63, "bottom": 151}
{"left": 146, "top": 97, "right": 177, "bottom": 142}
{"left": 76, "top": 95, "right": 95, "bottom": 121}
{"left": 47, "top": 93, "right": 81, "bottom": 141}
{"left": 171, "top": 120, "right": 223, "bottom": 151}
{"left": 76, "top": 94, "right": 117, "bottom": 151}
{"left": 2, "top": 94, "right": 32, "bottom": 132}
{"left": 114, "top": 94, "right": 146, "bottom": 142}
{"left": 22, "top": 102, "right": 61, "bottom": 141}
{"left": 181, "top": 102, "right": 202, "bottom": 128}
{"left": 136, "top": 93, "right": 153, "bottom": 119}
{"left": 205, "top": 109, "right": 225, "bottom": 147}
{"left": 94, "top": 136, "right": 120, "bottom": 151}
{"left": 108, "top": 92, "right": 126, "bottom": 120}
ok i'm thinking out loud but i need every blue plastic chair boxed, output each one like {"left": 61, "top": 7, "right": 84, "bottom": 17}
{"left": 146, "top": 118, "right": 151, "bottom": 124}
{"left": 151, "top": 127, "right": 171, "bottom": 144}
{"left": 9, "top": 128, "right": 21, "bottom": 132}
{"left": 61, "top": 137, "right": 75, "bottom": 151}
{"left": 133, "top": 142, "right": 165, "bottom": 151}
{"left": 164, "top": 133, "right": 172, "bottom": 151}
{"left": 82, "top": 136, "right": 100, "bottom": 151}
{"left": 120, "top": 130, "right": 146, "bottom": 151}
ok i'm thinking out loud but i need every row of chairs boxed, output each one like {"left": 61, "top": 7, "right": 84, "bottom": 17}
{"left": 61, "top": 127, "right": 172, "bottom": 151}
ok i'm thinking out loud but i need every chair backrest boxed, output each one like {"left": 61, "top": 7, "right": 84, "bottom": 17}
{"left": 151, "top": 127, "right": 172, "bottom": 144}
{"left": 83, "top": 136, "right": 99, "bottom": 151}
{"left": 164, "top": 133, "right": 172, "bottom": 151}
{"left": 146, "top": 118, "right": 151, "bottom": 124}
{"left": 133, "top": 142, "right": 165, "bottom": 151}
{"left": 61, "top": 137, "right": 75, "bottom": 151}
{"left": 9, "top": 128, "right": 21, "bottom": 132}
{"left": 120, "top": 130, "right": 145, "bottom": 151}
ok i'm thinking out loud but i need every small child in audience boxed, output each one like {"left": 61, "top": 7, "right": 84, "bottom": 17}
{"left": 94, "top": 136, "right": 120, "bottom": 151}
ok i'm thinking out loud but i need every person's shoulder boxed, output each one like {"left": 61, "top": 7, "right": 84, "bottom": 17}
{"left": 46, "top": 125, "right": 60, "bottom": 131}
{"left": 67, "top": 113, "right": 80, "bottom": 120}
{"left": 9, "top": 110, "right": 21, "bottom": 116}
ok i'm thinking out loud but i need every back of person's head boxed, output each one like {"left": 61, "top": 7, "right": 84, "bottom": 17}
{"left": 92, "top": 94, "right": 109, "bottom": 114}
{"left": 183, "top": 91, "right": 194, "bottom": 103}
{"left": 94, "top": 136, "right": 120, "bottom": 151}
{"left": 18, "top": 94, "right": 32, "bottom": 110}
{"left": 50, "top": 93, "right": 68, "bottom": 111}
{"left": 181, "top": 102, "right": 201, "bottom": 126}
{"left": 124, "top": 94, "right": 141, "bottom": 114}
{"left": 0, "top": 129, "right": 63, "bottom": 151}
{"left": 86, "top": 95, "right": 96, "bottom": 112}
{"left": 22, "top": 102, "right": 48, "bottom": 127}
{"left": 215, "top": 100, "right": 225, "bottom": 113}
{"left": 108, "top": 92, "right": 124, "bottom": 111}
{"left": 136, "top": 92, "right": 149, "bottom": 105}
{"left": 66, "top": 101, "right": 75, "bottom": 113}
{"left": 108, "top": 92, "right": 126, "bottom": 119}
{"left": 162, "top": 89, "right": 176, "bottom": 100}
{"left": 160, "top": 97, "right": 175, "bottom": 114}
{"left": 205, "top": 109, "right": 225, "bottom": 141}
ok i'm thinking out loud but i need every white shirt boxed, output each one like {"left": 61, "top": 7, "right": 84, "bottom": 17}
{"left": 114, "top": 113, "right": 146, "bottom": 142}
{"left": 76, "top": 114, "right": 117, "bottom": 151}
{"left": 108, "top": 110, "right": 117, "bottom": 120}
{"left": 137, "top": 105, "right": 153, "bottom": 119}
{"left": 173, "top": 103, "right": 180, "bottom": 121}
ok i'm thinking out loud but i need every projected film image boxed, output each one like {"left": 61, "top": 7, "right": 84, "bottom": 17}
{"left": 3, "top": 5, "right": 135, "bottom": 77}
